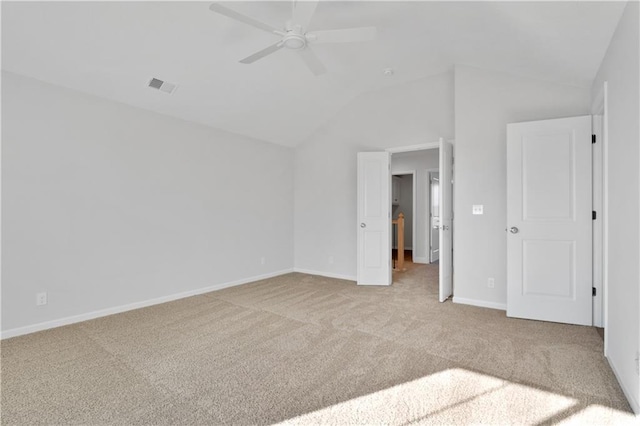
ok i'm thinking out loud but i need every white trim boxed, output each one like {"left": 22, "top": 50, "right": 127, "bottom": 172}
{"left": 387, "top": 142, "right": 439, "bottom": 153}
{"left": 602, "top": 82, "right": 609, "bottom": 356}
{"left": 413, "top": 256, "right": 429, "bottom": 264}
{"left": 595, "top": 81, "right": 610, "bottom": 356}
{"left": 293, "top": 268, "right": 357, "bottom": 282}
{"left": 453, "top": 297, "right": 506, "bottom": 311}
{"left": 592, "top": 81, "right": 608, "bottom": 333}
{"left": 592, "top": 114, "right": 603, "bottom": 328}
{"left": 608, "top": 356, "right": 640, "bottom": 414}
{"left": 1, "top": 269, "right": 294, "bottom": 340}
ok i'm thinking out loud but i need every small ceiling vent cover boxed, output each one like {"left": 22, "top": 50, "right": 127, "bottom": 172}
{"left": 148, "top": 78, "right": 177, "bottom": 94}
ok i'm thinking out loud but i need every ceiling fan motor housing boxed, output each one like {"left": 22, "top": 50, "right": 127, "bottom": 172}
{"left": 282, "top": 22, "right": 306, "bottom": 50}
{"left": 283, "top": 32, "right": 306, "bottom": 49}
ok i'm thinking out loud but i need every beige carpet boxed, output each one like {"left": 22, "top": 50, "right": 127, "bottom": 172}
{"left": 1, "top": 264, "right": 635, "bottom": 425}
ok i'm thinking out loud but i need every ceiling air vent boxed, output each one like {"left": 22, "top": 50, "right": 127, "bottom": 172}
{"left": 148, "top": 78, "right": 177, "bottom": 94}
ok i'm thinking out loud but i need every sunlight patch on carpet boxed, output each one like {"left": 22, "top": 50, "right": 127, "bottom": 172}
{"left": 555, "top": 404, "right": 638, "bottom": 425}
{"left": 276, "top": 368, "right": 634, "bottom": 425}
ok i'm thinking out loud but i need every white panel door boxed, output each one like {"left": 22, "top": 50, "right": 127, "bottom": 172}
{"left": 357, "top": 152, "right": 391, "bottom": 286}
{"left": 439, "top": 139, "right": 453, "bottom": 302}
{"left": 507, "top": 116, "right": 592, "bottom": 325}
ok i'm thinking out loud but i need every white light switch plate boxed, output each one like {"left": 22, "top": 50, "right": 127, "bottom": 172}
{"left": 472, "top": 205, "right": 484, "bottom": 215}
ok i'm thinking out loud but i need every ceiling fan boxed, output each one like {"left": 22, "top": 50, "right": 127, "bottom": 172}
{"left": 209, "top": 1, "right": 377, "bottom": 75}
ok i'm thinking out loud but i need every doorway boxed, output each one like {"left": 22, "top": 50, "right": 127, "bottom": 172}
{"left": 429, "top": 172, "right": 440, "bottom": 263}
{"left": 357, "top": 138, "right": 453, "bottom": 303}
{"left": 389, "top": 149, "right": 441, "bottom": 286}
{"left": 391, "top": 172, "right": 415, "bottom": 271}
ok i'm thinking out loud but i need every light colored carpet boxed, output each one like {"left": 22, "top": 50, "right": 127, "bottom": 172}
{"left": 1, "top": 264, "right": 635, "bottom": 425}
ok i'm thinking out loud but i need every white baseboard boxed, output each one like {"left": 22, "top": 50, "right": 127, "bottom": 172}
{"left": 453, "top": 297, "right": 506, "bottom": 311}
{"left": 293, "top": 268, "right": 357, "bottom": 282}
{"left": 607, "top": 356, "right": 640, "bottom": 415}
{"left": 413, "top": 256, "right": 429, "bottom": 264}
{"left": 1, "top": 269, "right": 294, "bottom": 340}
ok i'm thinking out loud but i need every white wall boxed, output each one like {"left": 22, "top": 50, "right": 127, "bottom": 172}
{"left": 591, "top": 1, "right": 640, "bottom": 413}
{"left": 1, "top": 71, "right": 294, "bottom": 334}
{"left": 453, "top": 65, "right": 591, "bottom": 309}
{"left": 391, "top": 150, "right": 439, "bottom": 262}
{"left": 294, "top": 72, "right": 454, "bottom": 279}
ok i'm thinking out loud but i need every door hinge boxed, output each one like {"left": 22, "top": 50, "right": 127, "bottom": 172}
{"left": 592, "top": 287, "right": 597, "bottom": 296}
{"left": 592, "top": 211, "right": 597, "bottom": 220}
{"left": 592, "top": 134, "right": 596, "bottom": 144}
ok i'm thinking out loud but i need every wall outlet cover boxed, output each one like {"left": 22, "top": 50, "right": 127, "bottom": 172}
{"left": 36, "top": 292, "right": 47, "bottom": 306}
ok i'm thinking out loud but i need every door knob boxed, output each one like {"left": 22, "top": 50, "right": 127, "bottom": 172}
{"left": 509, "top": 226, "right": 519, "bottom": 234}
{"left": 360, "top": 223, "right": 366, "bottom": 228}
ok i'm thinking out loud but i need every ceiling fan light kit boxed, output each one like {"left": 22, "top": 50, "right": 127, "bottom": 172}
{"left": 282, "top": 31, "right": 306, "bottom": 50}
{"left": 209, "top": 1, "right": 377, "bottom": 76}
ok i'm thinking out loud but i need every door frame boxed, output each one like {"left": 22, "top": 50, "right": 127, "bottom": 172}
{"left": 386, "top": 141, "right": 453, "bottom": 297}
{"left": 387, "top": 142, "right": 440, "bottom": 154}
{"left": 391, "top": 171, "right": 416, "bottom": 260}
{"left": 592, "top": 82, "right": 608, "bottom": 348}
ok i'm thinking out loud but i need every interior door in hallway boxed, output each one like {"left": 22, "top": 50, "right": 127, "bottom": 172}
{"left": 357, "top": 152, "right": 391, "bottom": 286}
{"left": 439, "top": 139, "right": 453, "bottom": 302}
{"left": 506, "top": 116, "right": 592, "bottom": 325}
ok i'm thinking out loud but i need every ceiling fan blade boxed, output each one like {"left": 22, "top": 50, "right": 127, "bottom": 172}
{"left": 299, "top": 47, "right": 326, "bottom": 76}
{"left": 307, "top": 26, "right": 377, "bottom": 44}
{"left": 292, "top": 0, "right": 319, "bottom": 31}
{"left": 239, "top": 42, "right": 284, "bottom": 64}
{"left": 210, "top": 3, "right": 283, "bottom": 36}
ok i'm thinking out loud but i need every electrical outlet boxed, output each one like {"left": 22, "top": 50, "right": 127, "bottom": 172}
{"left": 328, "top": 256, "right": 334, "bottom": 265}
{"left": 472, "top": 205, "right": 484, "bottom": 215}
{"left": 487, "top": 278, "right": 495, "bottom": 288}
{"left": 260, "top": 257, "right": 266, "bottom": 265}
{"left": 36, "top": 292, "right": 47, "bottom": 306}
{"left": 635, "top": 351, "right": 639, "bottom": 376}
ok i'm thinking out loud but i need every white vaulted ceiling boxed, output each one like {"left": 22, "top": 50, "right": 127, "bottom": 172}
{"left": 1, "top": 1, "right": 627, "bottom": 146}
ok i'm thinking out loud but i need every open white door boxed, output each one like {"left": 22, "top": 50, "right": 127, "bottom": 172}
{"left": 439, "top": 139, "right": 453, "bottom": 302}
{"left": 507, "top": 116, "right": 592, "bottom": 326}
{"left": 357, "top": 152, "right": 391, "bottom": 286}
